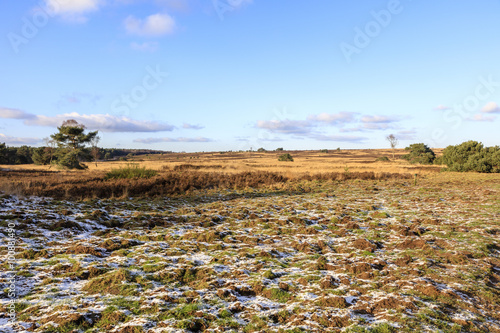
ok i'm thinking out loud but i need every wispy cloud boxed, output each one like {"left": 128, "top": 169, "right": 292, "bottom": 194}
{"left": 134, "top": 137, "right": 213, "bottom": 143}
{"left": 56, "top": 93, "right": 102, "bottom": 108}
{"left": 124, "top": 13, "right": 175, "bottom": 37}
{"left": 0, "top": 108, "right": 175, "bottom": 133}
{"left": 257, "top": 112, "right": 403, "bottom": 143}
{"left": 256, "top": 119, "right": 312, "bottom": 135}
{"left": 0, "top": 134, "right": 40, "bottom": 145}
{"left": 396, "top": 129, "right": 417, "bottom": 140}
{"left": 481, "top": 102, "right": 500, "bottom": 114}
{"left": 182, "top": 123, "right": 205, "bottom": 130}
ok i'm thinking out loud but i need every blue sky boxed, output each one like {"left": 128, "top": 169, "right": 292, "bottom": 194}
{"left": 1, "top": 0, "right": 500, "bottom": 152}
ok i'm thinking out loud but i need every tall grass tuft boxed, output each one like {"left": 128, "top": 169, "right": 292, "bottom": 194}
{"left": 105, "top": 164, "right": 157, "bottom": 180}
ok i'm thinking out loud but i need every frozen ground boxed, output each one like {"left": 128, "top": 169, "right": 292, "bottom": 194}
{"left": 0, "top": 179, "right": 499, "bottom": 332}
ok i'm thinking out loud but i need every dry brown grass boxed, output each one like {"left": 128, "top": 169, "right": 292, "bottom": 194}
{"left": 0, "top": 149, "right": 444, "bottom": 199}
{"left": 1, "top": 149, "right": 443, "bottom": 173}
{"left": 0, "top": 169, "right": 414, "bottom": 200}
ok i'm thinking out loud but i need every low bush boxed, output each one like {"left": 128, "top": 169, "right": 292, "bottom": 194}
{"left": 402, "top": 143, "right": 435, "bottom": 165}
{"left": 278, "top": 153, "right": 294, "bottom": 162}
{"left": 376, "top": 156, "right": 390, "bottom": 162}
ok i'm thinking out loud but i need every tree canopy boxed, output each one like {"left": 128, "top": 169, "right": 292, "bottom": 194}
{"left": 402, "top": 143, "right": 436, "bottom": 165}
{"left": 439, "top": 140, "right": 500, "bottom": 173}
{"left": 50, "top": 120, "right": 98, "bottom": 169}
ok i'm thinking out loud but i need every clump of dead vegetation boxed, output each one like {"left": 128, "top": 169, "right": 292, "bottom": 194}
{"left": 0, "top": 169, "right": 412, "bottom": 199}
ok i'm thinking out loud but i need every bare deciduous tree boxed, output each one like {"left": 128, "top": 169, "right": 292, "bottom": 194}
{"left": 90, "top": 135, "right": 101, "bottom": 167}
{"left": 386, "top": 134, "right": 398, "bottom": 159}
{"left": 44, "top": 137, "right": 57, "bottom": 169}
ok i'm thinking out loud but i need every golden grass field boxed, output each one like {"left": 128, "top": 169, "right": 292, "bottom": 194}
{"left": 1, "top": 148, "right": 443, "bottom": 175}
{"left": 2, "top": 148, "right": 500, "bottom": 201}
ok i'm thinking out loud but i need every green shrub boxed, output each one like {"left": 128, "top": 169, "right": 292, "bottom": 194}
{"left": 105, "top": 164, "right": 158, "bottom": 180}
{"left": 402, "top": 143, "right": 435, "bottom": 164}
{"left": 278, "top": 153, "right": 294, "bottom": 162}
{"left": 439, "top": 141, "right": 500, "bottom": 173}
{"left": 376, "top": 156, "right": 390, "bottom": 162}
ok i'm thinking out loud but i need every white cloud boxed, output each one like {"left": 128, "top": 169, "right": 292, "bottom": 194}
{"left": 0, "top": 108, "right": 175, "bottom": 133}
{"left": 256, "top": 119, "right": 312, "bottom": 135}
{"left": 124, "top": 13, "right": 175, "bottom": 37}
{"left": 25, "top": 112, "right": 175, "bottom": 132}
{"left": 0, "top": 108, "right": 36, "bottom": 120}
{"left": 44, "top": 0, "right": 102, "bottom": 22}
{"left": 130, "top": 41, "right": 159, "bottom": 52}
{"left": 134, "top": 137, "right": 213, "bottom": 143}
{"left": 257, "top": 112, "right": 403, "bottom": 141}
{"left": 481, "top": 102, "right": 500, "bottom": 114}
{"left": 0, "top": 134, "right": 40, "bottom": 145}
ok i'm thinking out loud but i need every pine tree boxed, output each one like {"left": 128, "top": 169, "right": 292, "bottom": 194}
{"left": 50, "top": 120, "right": 98, "bottom": 169}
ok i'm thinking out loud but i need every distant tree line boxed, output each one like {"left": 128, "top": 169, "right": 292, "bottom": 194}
{"left": 0, "top": 144, "right": 35, "bottom": 165}
{"left": 0, "top": 144, "right": 170, "bottom": 166}
{"left": 0, "top": 143, "right": 168, "bottom": 166}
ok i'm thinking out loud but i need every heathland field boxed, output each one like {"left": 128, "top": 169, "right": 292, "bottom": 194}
{"left": 0, "top": 150, "right": 499, "bottom": 332}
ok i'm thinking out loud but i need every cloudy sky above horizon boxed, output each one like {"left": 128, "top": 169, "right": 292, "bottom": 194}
{"left": 1, "top": 0, "right": 500, "bottom": 151}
